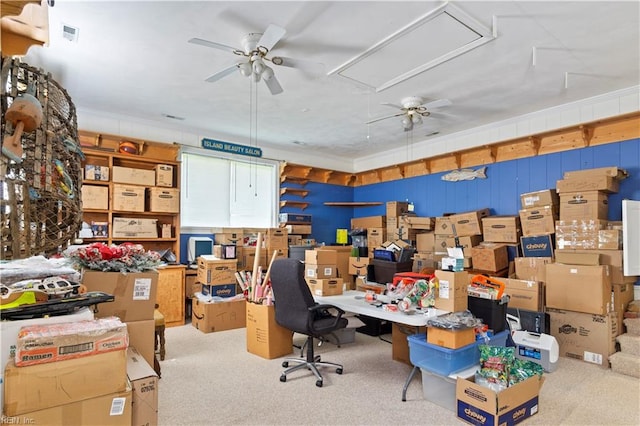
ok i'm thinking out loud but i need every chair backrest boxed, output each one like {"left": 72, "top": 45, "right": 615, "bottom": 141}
{"left": 269, "top": 258, "right": 316, "bottom": 334}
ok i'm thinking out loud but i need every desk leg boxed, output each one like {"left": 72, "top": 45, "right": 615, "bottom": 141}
{"left": 402, "top": 365, "right": 419, "bottom": 402}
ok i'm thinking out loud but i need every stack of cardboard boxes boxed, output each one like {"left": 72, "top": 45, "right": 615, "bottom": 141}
{"left": 304, "top": 249, "right": 343, "bottom": 296}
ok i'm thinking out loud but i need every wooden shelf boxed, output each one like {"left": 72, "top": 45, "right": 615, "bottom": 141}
{"left": 323, "top": 202, "right": 383, "bottom": 207}
{"left": 280, "top": 188, "right": 309, "bottom": 198}
{"left": 280, "top": 200, "right": 309, "bottom": 210}
{"left": 281, "top": 176, "right": 309, "bottom": 186}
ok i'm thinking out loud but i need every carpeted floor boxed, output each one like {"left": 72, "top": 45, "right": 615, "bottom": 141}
{"left": 158, "top": 323, "right": 640, "bottom": 425}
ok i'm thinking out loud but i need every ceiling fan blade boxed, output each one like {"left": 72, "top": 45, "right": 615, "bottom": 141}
{"left": 188, "top": 38, "right": 240, "bottom": 54}
{"left": 365, "top": 112, "right": 405, "bottom": 124}
{"left": 424, "top": 98, "right": 452, "bottom": 110}
{"left": 205, "top": 64, "right": 240, "bottom": 83}
{"left": 264, "top": 74, "right": 284, "bottom": 95}
{"left": 259, "top": 24, "right": 286, "bottom": 51}
{"left": 380, "top": 102, "right": 404, "bottom": 110}
{"left": 274, "top": 56, "right": 325, "bottom": 73}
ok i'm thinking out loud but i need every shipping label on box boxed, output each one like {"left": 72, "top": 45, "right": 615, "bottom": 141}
{"left": 112, "top": 166, "right": 155, "bottom": 186}
{"left": 305, "top": 264, "right": 336, "bottom": 279}
{"left": 482, "top": 216, "right": 522, "bottom": 243}
{"left": 81, "top": 185, "right": 109, "bottom": 210}
{"left": 84, "top": 164, "right": 110, "bottom": 181}
{"left": 147, "top": 187, "right": 179, "bottom": 213}
{"left": 520, "top": 189, "right": 559, "bottom": 208}
{"left": 448, "top": 208, "right": 491, "bottom": 237}
{"left": 155, "top": 164, "right": 174, "bottom": 187}
{"left": 113, "top": 184, "right": 146, "bottom": 212}
{"left": 112, "top": 217, "right": 158, "bottom": 238}
{"left": 519, "top": 205, "right": 558, "bottom": 236}
{"left": 545, "top": 264, "right": 612, "bottom": 315}
{"left": 197, "top": 256, "right": 237, "bottom": 285}
{"left": 434, "top": 270, "right": 468, "bottom": 312}
{"left": 548, "top": 308, "right": 617, "bottom": 368}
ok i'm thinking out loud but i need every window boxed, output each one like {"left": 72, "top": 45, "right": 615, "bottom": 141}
{"left": 180, "top": 149, "right": 278, "bottom": 231}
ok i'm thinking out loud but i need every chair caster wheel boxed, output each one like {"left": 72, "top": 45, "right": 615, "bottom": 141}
{"left": 316, "top": 380, "right": 323, "bottom": 387}
{"left": 282, "top": 361, "right": 289, "bottom": 368}
{"left": 336, "top": 368, "right": 343, "bottom": 375}
{"left": 314, "top": 355, "right": 321, "bottom": 362}
{"left": 280, "top": 375, "right": 287, "bottom": 382}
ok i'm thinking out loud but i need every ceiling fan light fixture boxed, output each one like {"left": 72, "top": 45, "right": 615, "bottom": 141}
{"left": 252, "top": 71, "right": 261, "bottom": 82}
{"left": 412, "top": 114, "right": 423, "bottom": 125}
{"left": 401, "top": 116, "right": 413, "bottom": 130}
{"left": 239, "top": 62, "right": 252, "bottom": 77}
{"left": 262, "top": 66, "right": 274, "bottom": 81}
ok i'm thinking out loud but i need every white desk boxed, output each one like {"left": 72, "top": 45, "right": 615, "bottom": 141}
{"left": 314, "top": 290, "right": 449, "bottom": 401}
{"left": 314, "top": 290, "right": 447, "bottom": 326}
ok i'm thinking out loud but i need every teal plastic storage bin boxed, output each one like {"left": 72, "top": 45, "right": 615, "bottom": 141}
{"left": 408, "top": 330, "right": 509, "bottom": 376}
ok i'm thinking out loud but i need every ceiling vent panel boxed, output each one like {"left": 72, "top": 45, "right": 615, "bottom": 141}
{"left": 329, "top": 2, "right": 495, "bottom": 92}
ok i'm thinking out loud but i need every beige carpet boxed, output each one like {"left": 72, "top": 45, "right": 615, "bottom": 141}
{"left": 158, "top": 323, "right": 640, "bottom": 425}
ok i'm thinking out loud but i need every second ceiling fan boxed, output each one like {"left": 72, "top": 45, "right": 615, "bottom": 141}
{"left": 189, "top": 23, "right": 321, "bottom": 95}
{"left": 366, "top": 96, "right": 452, "bottom": 131}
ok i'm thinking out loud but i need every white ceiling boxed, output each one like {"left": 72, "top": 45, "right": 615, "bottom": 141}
{"left": 20, "top": 1, "right": 640, "bottom": 172}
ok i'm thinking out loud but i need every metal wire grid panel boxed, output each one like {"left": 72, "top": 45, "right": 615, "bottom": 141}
{"left": 1, "top": 58, "right": 82, "bottom": 259}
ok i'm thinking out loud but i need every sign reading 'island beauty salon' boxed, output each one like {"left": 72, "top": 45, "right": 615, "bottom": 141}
{"left": 201, "top": 138, "right": 262, "bottom": 158}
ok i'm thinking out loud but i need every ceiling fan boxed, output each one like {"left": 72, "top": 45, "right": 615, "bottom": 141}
{"left": 366, "top": 96, "right": 452, "bottom": 131}
{"left": 188, "top": 24, "right": 320, "bottom": 95}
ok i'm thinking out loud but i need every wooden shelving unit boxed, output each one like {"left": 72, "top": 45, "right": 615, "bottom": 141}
{"left": 280, "top": 200, "right": 309, "bottom": 210}
{"left": 280, "top": 188, "right": 309, "bottom": 198}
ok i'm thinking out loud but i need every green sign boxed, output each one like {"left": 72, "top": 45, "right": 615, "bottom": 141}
{"left": 201, "top": 138, "right": 262, "bottom": 158}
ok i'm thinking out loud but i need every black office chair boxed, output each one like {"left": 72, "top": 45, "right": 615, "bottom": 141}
{"left": 270, "top": 258, "right": 348, "bottom": 387}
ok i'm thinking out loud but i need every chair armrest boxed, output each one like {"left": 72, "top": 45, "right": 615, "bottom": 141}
{"left": 307, "top": 304, "right": 345, "bottom": 331}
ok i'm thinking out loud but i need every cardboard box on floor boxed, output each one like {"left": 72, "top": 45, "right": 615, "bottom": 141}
{"left": 127, "top": 346, "right": 158, "bottom": 426}
{"left": 126, "top": 319, "right": 155, "bottom": 368}
{"left": 4, "top": 350, "right": 128, "bottom": 416}
{"left": 456, "top": 375, "right": 544, "bottom": 426}
{"left": 17, "top": 387, "right": 132, "bottom": 426}
{"left": 192, "top": 298, "right": 246, "bottom": 333}
{"left": 545, "top": 263, "right": 612, "bottom": 315}
{"left": 82, "top": 271, "right": 158, "bottom": 322}
{"left": 245, "top": 302, "right": 293, "bottom": 359}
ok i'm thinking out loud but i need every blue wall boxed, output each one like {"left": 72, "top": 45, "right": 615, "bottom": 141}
{"left": 182, "top": 138, "right": 639, "bottom": 264}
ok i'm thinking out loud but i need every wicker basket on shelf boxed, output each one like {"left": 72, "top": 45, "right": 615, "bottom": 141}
{"left": 0, "top": 58, "right": 82, "bottom": 259}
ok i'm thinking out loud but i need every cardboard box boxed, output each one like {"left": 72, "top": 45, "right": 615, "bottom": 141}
{"left": 367, "top": 228, "right": 385, "bottom": 253}
{"left": 519, "top": 205, "right": 558, "bottom": 236}
{"left": 15, "top": 317, "right": 128, "bottom": 366}
{"left": 435, "top": 216, "right": 454, "bottom": 236}
{"left": 3, "top": 350, "right": 128, "bottom": 416}
{"left": 548, "top": 308, "right": 617, "bottom": 369}
{"left": 238, "top": 247, "right": 267, "bottom": 271}
{"left": 191, "top": 298, "right": 246, "bottom": 333}
{"left": 456, "top": 375, "right": 544, "bottom": 426}
{"left": 434, "top": 270, "right": 468, "bottom": 312}
{"left": 444, "top": 235, "right": 484, "bottom": 251}
{"left": 82, "top": 271, "right": 158, "bottom": 322}
{"left": 82, "top": 185, "right": 109, "bottom": 210}
{"left": 555, "top": 219, "right": 606, "bottom": 250}
{"left": 197, "top": 255, "right": 237, "bottom": 285}
{"left": 147, "top": 187, "right": 179, "bottom": 213}
{"left": 559, "top": 191, "right": 609, "bottom": 221}
{"left": 284, "top": 224, "right": 312, "bottom": 234}
{"left": 386, "top": 201, "right": 410, "bottom": 217}
{"left": 499, "top": 277, "right": 543, "bottom": 311}
{"left": 545, "top": 263, "right": 612, "bottom": 315}
{"left": 265, "top": 228, "right": 288, "bottom": 250}
{"left": 201, "top": 283, "right": 237, "bottom": 298}
{"left": 470, "top": 243, "right": 508, "bottom": 272}
{"left": 317, "top": 245, "right": 354, "bottom": 286}
{"left": 279, "top": 212, "right": 312, "bottom": 224}
{"left": 127, "top": 346, "right": 158, "bottom": 426}
{"left": 401, "top": 216, "right": 435, "bottom": 230}
{"left": 305, "top": 264, "right": 337, "bottom": 279}
{"left": 0, "top": 308, "right": 94, "bottom": 412}
{"left": 482, "top": 216, "right": 522, "bottom": 243}
{"left": 416, "top": 232, "right": 435, "bottom": 251}
{"left": 555, "top": 249, "right": 635, "bottom": 284}
{"left": 521, "top": 234, "right": 555, "bottom": 258}
{"left": 351, "top": 215, "right": 386, "bottom": 229}
{"left": 267, "top": 248, "right": 288, "bottom": 262}
{"left": 125, "top": 319, "right": 155, "bottom": 368}
{"left": 427, "top": 326, "right": 475, "bottom": 349}
{"left": 348, "top": 256, "right": 370, "bottom": 275}
{"left": 520, "top": 188, "right": 559, "bottom": 208}
{"left": 112, "top": 166, "right": 155, "bottom": 186}
{"left": 306, "top": 278, "right": 344, "bottom": 296}
{"left": 598, "top": 229, "right": 622, "bottom": 250}
{"left": 447, "top": 208, "right": 491, "bottom": 237}
{"left": 155, "top": 163, "right": 174, "bottom": 187}
{"left": 392, "top": 323, "right": 426, "bottom": 365}
{"left": 84, "top": 164, "right": 110, "bottom": 181}
{"left": 413, "top": 252, "right": 436, "bottom": 272}
{"left": 245, "top": 303, "right": 293, "bottom": 359}
{"left": 112, "top": 218, "right": 158, "bottom": 238}
{"left": 554, "top": 250, "right": 601, "bottom": 266}
{"left": 113, "top": 184, "right": 145, "bottom": 212}
{"left": 556, "top": 175, "right": 619, "bottom": 193}
{"left": 17, "top": 387, "right": 132, "bottom": 426}
{"left": 563, "top": 166, "right": 628, "bottom": 180}
{"left": 305, "top": 249, "right": 337, "bottom": 265}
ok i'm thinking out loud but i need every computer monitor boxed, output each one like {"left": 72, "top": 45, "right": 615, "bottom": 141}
{"left": 188, "top": 237, "right": 213, "bottom": 264}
